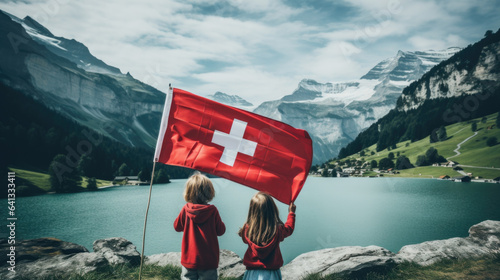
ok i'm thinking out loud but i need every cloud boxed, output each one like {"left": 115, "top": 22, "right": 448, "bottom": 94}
{"left": 408, "top": 34, "right": 468, "bottom": 50}
{"left": 0, "top": 0, "right": 498, "bottom": 104}
{"left": 191, "top": 66, "right": 297, "bottom": 104}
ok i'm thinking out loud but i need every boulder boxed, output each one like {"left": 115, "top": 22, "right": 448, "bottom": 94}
{"left": 468, "top": 220, "right": 500, "bottom": 251}
{"left": 281, "top": 246, "right": 398, "bottom": 280}
{"left": 218, "top": 249, "right": 246, "bottom": 278}
{"left": 145, "top": 252, "right": 182, "bottom": 267}
{"left": 0, "top": 237, "right": 88, "bottom": 265}
{"left": 397, "top": 237, "right": 491, "bottom": 266}
{"left": 397, "top": 220, "right": 500, "bottom": 266}
{"left": 3, "top": 220, "right": 499, "bottom": 279}
{"left": 0, "top": 238, "right": 104, "bottom": 280}
{"left": 7, "top": 252, "right": 107, "bottom": 279}
{"left": 93, "top": 237, "right": 141, "bottom": 266}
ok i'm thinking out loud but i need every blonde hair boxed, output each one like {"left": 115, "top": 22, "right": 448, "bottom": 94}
{"left": 238, "top": 192, "right": 283, "bottom": 246}
{"left": 183, "top": 171, "right": 215, "bottom": 204}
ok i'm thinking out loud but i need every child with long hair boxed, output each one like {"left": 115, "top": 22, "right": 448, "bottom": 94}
{"left": 238, "top": 191, "right": 296, "bottom": 280}
{"left": 174, "top": 172, "right": 226, "bottom": 280}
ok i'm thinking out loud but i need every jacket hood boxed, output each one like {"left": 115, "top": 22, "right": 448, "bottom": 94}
{"left": 245, "top": 228, "right": 279, "bottom": 260}
{"left": 185, "top": 203, "right": 216, "bottom": 224}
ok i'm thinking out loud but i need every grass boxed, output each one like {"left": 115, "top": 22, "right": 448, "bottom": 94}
{"left": 336, "top": 113, "right": 500, "bottom": 179}
{"left": 387, "top": 166, "right": 461, "bottom": 178}
{"left": 82, "top": 177, "right": 114, "bottom": 188}
{"left": 459, "top": 167, "right": 500, "bottom": 180}
{"left": 10, "top": 167, "right": 52, "bottom": 191}
{"left": 9, "top": 167, "right": 113, "bottom": 193}
{"left": 302, "top": 255, "right": 500, "bottom": 280}
{"left": 13, "top": 257, "right": 500, "bottom": 280}
{"left": 19, "top": 264, "right": 242, "bottom": 280}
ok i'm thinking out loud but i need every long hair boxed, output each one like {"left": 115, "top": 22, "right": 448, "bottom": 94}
{"left": 238, "top": 192, "right": 283, "bottom": 246}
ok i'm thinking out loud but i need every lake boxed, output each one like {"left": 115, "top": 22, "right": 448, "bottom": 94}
{"left": 9, "top": 177, "right": 500, "bottom": 263}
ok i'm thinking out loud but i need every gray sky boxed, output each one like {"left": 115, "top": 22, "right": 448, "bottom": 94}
{"left": 2, "top": 0, "right": 500, "bottom": 104}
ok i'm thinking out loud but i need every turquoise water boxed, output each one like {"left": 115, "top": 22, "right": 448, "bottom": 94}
{"left": 8, "top": 177, "right": 500, "bottom": 263}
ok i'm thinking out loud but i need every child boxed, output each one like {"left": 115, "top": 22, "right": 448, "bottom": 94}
{"left": 174, "top": 172, "right": 226, "bottom": 280}
{"left": 238, "top": 192, "right": 296, "bottom": 280}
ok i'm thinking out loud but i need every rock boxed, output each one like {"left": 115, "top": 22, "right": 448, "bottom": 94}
{"left": 93, "top": 237, "right": 141, "bottom": 266}
{"left": 0, "top": 238, "right": 104, "bottom": 280}
{"left": 146, "top": 249, "right": 245, "bottom": 278}
{"left": 0, "top": 237, "right": 88, "bottom": 265}
{"left": 218, "top": 249, "right": 245, "bottom": 278}
{"left": 397, "top": 220, "right": 500, "bottom": 266}
{"left": 145, "top": 252, "right": 182, "bottom": 267}
{"left": 3, "top": 220, "right": 499, "bottom": 279}
{"left": 7, "top": 252, "right": 107, "bottom": 279}
{"left": 397, "top": 237, "right": 491, "bottom": 266}
{"left": 468, "top": 220, "right": 500, "bottom": 251}
{"left": 281, "top": 246, "right": 398, "bottom": 280}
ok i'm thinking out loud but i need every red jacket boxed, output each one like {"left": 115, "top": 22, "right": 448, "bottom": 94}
{"left": 241, "top": 212, "right": 295, "bottom": 270}
{"left": 174, "top": 203, "right": 226, "bottom": 269}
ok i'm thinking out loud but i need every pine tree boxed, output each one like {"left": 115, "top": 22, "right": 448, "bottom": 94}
{"left": 416, "top": 155, "right": 428, "bottom": 166}
{"left": 437, "top": 126, "right": 447, "bottom": 141}
{"left": 118, "top": 163, "right": 129, "bottom": 176}
{"left": 496, "top": 112, "right": 500, "bottom": 128}
{"left": 471, "top": 121, "right": 477, "bottom": 132}
{"left": 396, "top": 156, "right": 413, "bottom": 170}
{"left": 388, "top": 152, "right": 395, "bottom": 160}
{"left": 87, "top": 177, "right": 98, "bottom": 191}
{"left": 378, "top": 158, "right": 394, "bottom": 170}
{"left": 49, "top": 154, "right": 82, "bottom": 193}
{"left": 425, "top": 147, "right": 438, "bottom": 164}
{"left": 430, "top": 129, "right": 438, "bottom": 143}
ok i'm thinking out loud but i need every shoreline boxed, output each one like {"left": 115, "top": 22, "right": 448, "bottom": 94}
{"left": 309, "top": 174, "right": 500, "bottom": 183}
{"left": 8, "top": 175, "right": 498, "bottom": 199}
{"left": 3, "top": 220, "right": 499, "bottom": 279}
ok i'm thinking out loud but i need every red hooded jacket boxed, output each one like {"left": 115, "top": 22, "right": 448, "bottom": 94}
{"left": 241, "top": 212, "right": 295, "bottom": 270}
{"left": 174, "top": 203, "right": 226, "bottom": 269}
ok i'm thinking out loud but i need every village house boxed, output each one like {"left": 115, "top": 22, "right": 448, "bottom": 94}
{"left": 452, "top": 176, "right": 471, "bottom": 183}
{"left": 113, "top": 176, "right": 147, "bottom": 185}
{"left": 439, "top": 161, "right": 457, "bottom": 167}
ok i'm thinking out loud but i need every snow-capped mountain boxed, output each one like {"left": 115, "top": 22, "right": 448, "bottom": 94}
{"left": 7, "top": 12, "right": 122, "bottom": 75}
{"left": 341, "top": 29, "right": 500, "bottom": 157}
{"left": 0, "top": 11, "right": 164, "bottom": 149}
{"left": 254, "top": 48, "right": 460, "bottom": 164}
{"left": 206, "top": 91, "right": 253, "bottom": 108}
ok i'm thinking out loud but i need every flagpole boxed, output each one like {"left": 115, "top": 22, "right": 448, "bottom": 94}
{"left": 139, "top": 84, "right": 172, "bottom": 280}
{"left": 139, "top": 160, "right": 156, "bottom": 280}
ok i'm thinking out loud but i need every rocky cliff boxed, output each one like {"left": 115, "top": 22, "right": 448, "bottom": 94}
{"left": 397, "top": 31, "right": 500, "bottom": 112}
{"left": 0, "top": 11, "right": 165, "bottom": 149}
{"left": 2, "top": 220, "right": 498, "bottom": 279}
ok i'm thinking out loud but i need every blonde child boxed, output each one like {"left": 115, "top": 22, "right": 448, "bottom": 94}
{"left": 174, "top": 172, "right": 226, "bottom": 280}
{"left": 238, "top": 191, "right": 296, "bottom": 280}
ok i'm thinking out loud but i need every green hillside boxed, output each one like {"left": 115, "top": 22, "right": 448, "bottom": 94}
{"left": 8, "top": 167, "right": 113, "bottom": 196}
{"left": 331, "top": 113, "right": 500, "bottom": 179}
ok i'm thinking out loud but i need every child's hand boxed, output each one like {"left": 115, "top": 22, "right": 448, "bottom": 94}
{"left": 289, "top": 202, "right": 296, "bottom": 213}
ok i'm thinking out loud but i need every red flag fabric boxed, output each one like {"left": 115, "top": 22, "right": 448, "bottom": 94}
{"left": 154, "top": 88, "right": 313, "bottom": 204}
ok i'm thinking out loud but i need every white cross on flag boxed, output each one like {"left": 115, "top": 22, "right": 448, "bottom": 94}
{"left": 154, "top": 88, "right": 313, "bottom": 204}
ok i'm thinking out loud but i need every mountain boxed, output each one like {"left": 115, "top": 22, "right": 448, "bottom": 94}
{"left": 254, "top": 48, "right": 460, "bottom": 163}
{"left": 338, "top": 28, "right": 500, "bottom": 159}
{"left": 206, "top": 91, "right": 253, "bottom": 108}
{"left": 7, "top": 12, "right": 121, "bottom": 75}
{"left": 0, "top": 10, "right": 165, "bottom": 150}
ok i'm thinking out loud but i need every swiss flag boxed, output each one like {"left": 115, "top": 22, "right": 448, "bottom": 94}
{"left": 154, "top": 88, "right": 313, "bottom": 204}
